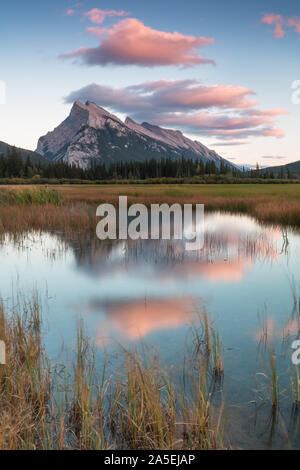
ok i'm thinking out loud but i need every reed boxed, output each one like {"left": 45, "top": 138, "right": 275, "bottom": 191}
{"left": 0, "top": 294, "right": 110, "bottom": 450}
{"left": 211, "top": 329, "right": 224, "bottom": 378}
{"left": 0, "top": 294, "right": 226, "bottom": 450}
{"left": 0, "top": 187, "right": 63, "bottom": 206}
{"left": 111, "top": 350, "right": 176, "bottom": 450}
{"left": 181, "top": 359, "right": 225, "bottom": 450}
{"left": 1, "top": 184, "right": 300, "bottom": 238}
{"left": 111, "top": 347, "right": 225, "bottom": 450}
{"left": 54, "top": 183, "right": 300, "bottom": 229}
{"left": 0, "top": 203, "right": 94, "bottom": 236}
{"left": 0, "top": 294, "right": 50, "bottom": 449}
{"left": 256, "top": 348, "right": 279, "bottom": 410}
{"left": 290, "top": 364, "right": 300, "bottom": 410}
{"left": 191, "top": 310, "right": 224, "bottom": 379}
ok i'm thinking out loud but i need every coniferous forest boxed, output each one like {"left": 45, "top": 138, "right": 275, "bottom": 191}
{"left": 0, "top": 146, "right": 297, "bottom": 183}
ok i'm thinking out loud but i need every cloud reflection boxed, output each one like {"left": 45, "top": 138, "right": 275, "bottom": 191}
{"left": 93, "top": 297, "right": 194, "bottom": 342}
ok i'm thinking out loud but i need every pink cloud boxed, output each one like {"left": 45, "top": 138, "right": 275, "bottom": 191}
{"left": 261, "top": 13, "right": 300, "bottom": 38}
{"left": 156, "top": 112, "right": 278, "bottom": 130}
{"left": 212, "top": 141, "right": 249, "bottom": 146}
{"left": 86, "top": 26, "right": 109, "bottom": 37}
{"left": 66, "top": 9, "right": 75, "bottom": 16}
{"left": 261, "top": 13, "right": 285, "bottom": 38}
{"left": 287, "top": 16, "right": 300, "bottom": 34}
{"left": 101, "top": 298, "right": 193, "bottom": 340}
{"left": 64, "top": 79, "right": 286, "bottom": 140}
{"left": 260, "top": 128, "right": 285, "bottom": 138}
{"left": 85, "top": 8, "right": 129, "bottom": 25}
{"left": 202, "top": 128, "right": 285, "bottom": 139}
{"left": 245, "top": 107, "right": 287, "bottom": 117}
{"left": 175, "top": 257, "right": 253, "bottom": 282}
{"left": 151, "top": 83, "right": 258, "bottom": 109}
{"left": 61, "top": 18, "right": 215, "bottom": 67}
{"left": 65, "top": 80, "right": 259, "bottom": 114}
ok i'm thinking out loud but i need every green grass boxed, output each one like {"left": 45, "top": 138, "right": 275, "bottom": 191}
{"left": 55, "top": 183, "right": 300, "bottom": 201}
{"left": 0, "top": 187, "right": 63, "bottom": 206}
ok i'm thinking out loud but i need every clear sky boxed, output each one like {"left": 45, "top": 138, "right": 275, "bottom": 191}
{"left": 1, "top": 0, "right": 300, "bottom": 167}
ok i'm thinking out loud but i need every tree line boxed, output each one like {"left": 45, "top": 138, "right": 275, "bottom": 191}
{"left": 0, "top": 146, "right": 296, "bottom": 181}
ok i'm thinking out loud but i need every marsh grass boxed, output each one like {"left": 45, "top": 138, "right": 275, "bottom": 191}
{"left": 0, "top": 187, "right": 63, "bottom": 206}
{"left": 0, "top": 188, "right": 93, "bottom": 237}
{"left": 55, "top": 184, "right": 300, "bottom": 229}
{"left": 1, "top": 184, "right": 300, "bottom": 238}
{"left": 190, "top": 310, "right": 224, "bottom": 379}
{"left": 256, "top": 349, "right": 280, "bottom": 411}
{"left": 0, "top": 295, "right": 110, "bottom": 450}
{"left": 0, "top": 294, "right": 50, "bottom": 449}
{"left": 111, "top": 351, "right": 177, "bottom": 450}
{"left": 0, "top": 295, "right": 225, "bottom": 450}
{"left": 290, "top": 365, "right": 300, "bottom": 410}
{"left": 110, "top": 346, "right": 225, "bottom": 450}
{"left": 0, "top": 203, "right": 94, "bottom": 236}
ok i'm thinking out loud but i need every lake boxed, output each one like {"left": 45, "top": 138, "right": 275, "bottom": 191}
{"left": 0, "top": 211, "right": 299, "bottom": 449}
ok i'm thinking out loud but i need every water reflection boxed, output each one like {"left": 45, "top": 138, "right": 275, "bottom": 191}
{"left": 0, "top": 211, "right": 299, "bottom": 449}
{"left": 90, "top": 297, "right": 194, "bottom": 342}
{"left": 69, "top": 213, "right": 281, "bottom": 281}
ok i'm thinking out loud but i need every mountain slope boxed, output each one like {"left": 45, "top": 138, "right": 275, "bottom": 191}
{"left": 0, "top": 141, "right": 48, "bottom": 165}
{"left": 36, "top": 101, "right": 234, "bottom": 169}
{"left": 262, "top": 160, "right": 300, "bottom": 177}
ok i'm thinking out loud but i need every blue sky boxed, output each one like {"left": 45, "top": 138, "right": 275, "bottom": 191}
{"left": 1, "top": 0, "right": 300, "bottom": 166}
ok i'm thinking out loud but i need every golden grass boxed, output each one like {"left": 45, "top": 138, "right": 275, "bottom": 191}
{"left": 0, "top": 295, "right": 226, "bottom": 450}
{"left": 0, "top": 204, "right": 94, "bottom": 236}
{"left": 0, "top": 184, "right": 300, "bottom": 231}
{"left": 54, "top": 184, "right": 300, "bottom": 229}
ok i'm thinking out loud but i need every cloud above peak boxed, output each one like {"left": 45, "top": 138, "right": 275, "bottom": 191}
{"left": 60, "top": 18, "right": 215, "bottom": 67}
{"left": 64, "top": 79, "right": 286, "bottom": 141}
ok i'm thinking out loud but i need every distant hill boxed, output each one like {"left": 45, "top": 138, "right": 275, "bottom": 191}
{"left": 0, "top": 140, "right": 49, "bottom": 165}
{"left": 262, "top": 160, "right": 300, "bottom": 178}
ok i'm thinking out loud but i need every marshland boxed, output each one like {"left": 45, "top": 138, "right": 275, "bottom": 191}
{"left": 0, "top": 185, "right": 300, "bottom": 449}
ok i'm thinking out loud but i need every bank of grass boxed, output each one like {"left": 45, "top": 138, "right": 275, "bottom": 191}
{"left": 0, "top": 187, "right": 63, "bottom": 206}
{"left": 0, "top": 187, "right": 95, "bottom": 235}
{"left": 59, "top": 184, "right": 300, "bottom": 229}
{"left": 0, "top": 295, "right": 225, "bottom": 450}
{"left": 1, "top": 184, "right": 300, "bottom": 232}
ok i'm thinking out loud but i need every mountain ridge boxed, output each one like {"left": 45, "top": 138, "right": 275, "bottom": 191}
{"left": 0, "top": 140, "right": 48, "bottom": 165}
{"left": 262, "top": 159, "right": 300, "bottom": 177}
{"left": 36, "top": 101, "right": 236, "bottom": 170}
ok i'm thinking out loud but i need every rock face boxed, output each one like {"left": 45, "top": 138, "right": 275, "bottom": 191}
{"left": 36, "top": 101, "right": 233, "bottom": 169}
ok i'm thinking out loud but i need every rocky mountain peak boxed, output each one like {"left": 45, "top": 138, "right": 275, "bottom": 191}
{"left": 36, "top": 101, "right": 234, "bottom": 170}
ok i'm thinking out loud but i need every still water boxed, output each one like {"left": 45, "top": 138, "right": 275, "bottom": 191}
{"left": 0, "top": 211, "right": 300, "bottom": 449}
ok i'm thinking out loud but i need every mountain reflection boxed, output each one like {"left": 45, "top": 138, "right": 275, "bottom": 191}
{"left": 63, "top": 214, "right": 284, "bottom": 341}
{"left": 68, "top": 213, "right": 281, "bottom": 284}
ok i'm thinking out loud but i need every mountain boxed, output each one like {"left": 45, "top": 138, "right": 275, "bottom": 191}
{"left": 262, "top": 160, "right": 300, "bottom": 178}
{"left": 0, "top": 140, "right": 48, "bottom": 165}
{"left": 36, "top": 101, "right": 235, "bottom": 169}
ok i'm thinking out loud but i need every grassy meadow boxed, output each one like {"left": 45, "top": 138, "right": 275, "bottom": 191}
{"left": 0, "top": 184, "right": 300, "bottom": 232}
